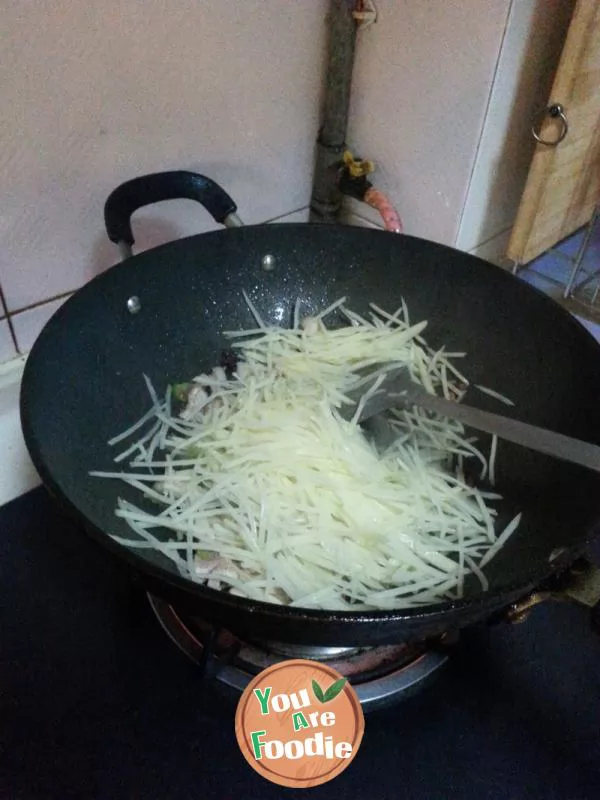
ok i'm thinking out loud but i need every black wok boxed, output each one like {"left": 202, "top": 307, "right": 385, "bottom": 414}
{"left": 20, "top": 172, "right": 600, "bottom": 646}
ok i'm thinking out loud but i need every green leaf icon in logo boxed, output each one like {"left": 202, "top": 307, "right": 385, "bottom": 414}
{"left": 312, "top": 677, "right": 347, "bottom": 704}
{"left": 312, "top": 679, "right": 325, "bottom": 703}
{"left": 323, "top": 678, "right": 347, "bottom": 702}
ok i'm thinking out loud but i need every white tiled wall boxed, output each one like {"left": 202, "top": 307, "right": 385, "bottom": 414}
{"left": 456, "top": 0, "right": 576, "bottom": 261}
{"left": 1, "top": 0, "right": 327, "bottom": 350}
{"left": 346, "top": 0, "right": 512, "bottom": 244}
{"left": 2, "top": 0, "right": 571, "bottom": 360}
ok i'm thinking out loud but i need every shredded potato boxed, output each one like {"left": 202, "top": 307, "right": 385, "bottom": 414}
{"left": 91, "top": 296, "right": 520, "bottom": 610}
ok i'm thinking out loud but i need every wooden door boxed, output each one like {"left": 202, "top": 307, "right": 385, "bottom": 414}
{"left": 507, "top": 0, "right": 600, "bottom": 266}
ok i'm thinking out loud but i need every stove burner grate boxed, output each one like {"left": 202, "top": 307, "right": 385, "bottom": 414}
{"left": 148, "top": 594, "right": 450, "bottom": 711}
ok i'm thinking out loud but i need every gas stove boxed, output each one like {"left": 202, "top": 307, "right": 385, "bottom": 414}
{"left": 2, "top": 488, "right": 600, "bottom": 799}
{"left": 148, "top": 593, "right": 451, "bottom": 711}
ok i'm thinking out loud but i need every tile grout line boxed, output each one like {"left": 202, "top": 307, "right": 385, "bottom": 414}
{"left": 0, "top": 284, "right": 8, "bottom": 318}
{"left": 455, "top": 0, "right": 514, "bottom": 248}
{"left": 467, "top": 224, "right": 512, "bottom": 253}
{"left": 0, "top": 284, "right": 19, "bottom": 353}
{"left": 263, "top": 205, "right": 308, "bottom": 224}
{"left": 346, "top": 210, "right": 384, "bottom": 229}
{"left": 8, "top": 288, "right": 76, "bottom": 318}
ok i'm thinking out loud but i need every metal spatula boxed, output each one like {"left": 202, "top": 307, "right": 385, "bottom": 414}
{"left": 340, "top": 366, "right": 600, "bottom": 473}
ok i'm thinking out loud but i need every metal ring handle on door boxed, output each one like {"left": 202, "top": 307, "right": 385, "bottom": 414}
{"left": 532, "top": 103, "right": 569, "bottom": 147}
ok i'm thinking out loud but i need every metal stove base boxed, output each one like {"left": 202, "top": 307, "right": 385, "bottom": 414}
{"left": 148, "top": 594, "right": 449, "bottom": 711}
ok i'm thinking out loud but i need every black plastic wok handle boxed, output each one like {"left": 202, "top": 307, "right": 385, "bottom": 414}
{"left": 104, "top": 171, "right": 242, "bottom": 254}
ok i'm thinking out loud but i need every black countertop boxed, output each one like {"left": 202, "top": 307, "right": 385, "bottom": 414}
{"left": 1, "top": 488, "right": 600, "bottom": 799}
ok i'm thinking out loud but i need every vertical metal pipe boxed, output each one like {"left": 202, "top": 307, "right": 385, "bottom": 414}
{"left": 309, "top": 0, "right": 358, "bottom": 223}
{"left": 321, "top": 0, "right": 357, "bottom": 147}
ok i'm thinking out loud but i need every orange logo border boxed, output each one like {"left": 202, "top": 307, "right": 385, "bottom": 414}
{"left": 235, "top": 658, "right": 365, "bottom": 789}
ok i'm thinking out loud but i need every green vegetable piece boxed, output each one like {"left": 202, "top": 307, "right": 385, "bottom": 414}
{"left": 312, "top": 679, "right": 325, "bottom": 703}
{"left": 181, "top": 446, "right": 201, "bottom": 459}
{"left": 195, "top": 550, "right": 213, "bottom": 561}
{"left": 172, "top": 383, "right": 192, "bottom": 402}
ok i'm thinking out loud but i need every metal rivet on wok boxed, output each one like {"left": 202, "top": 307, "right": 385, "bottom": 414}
{"left": 261, "top": 254, "right": 276, "bottom": 271}
{"left": 127, "top": 295, "right": 141, "bottom": 314}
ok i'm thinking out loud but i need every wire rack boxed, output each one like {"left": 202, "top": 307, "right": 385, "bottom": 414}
{"left": 518, "top": 206, "right": 600, "bottom": 324}
{"left": 562, "top": 206, "right": 600, "bottom": 313}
